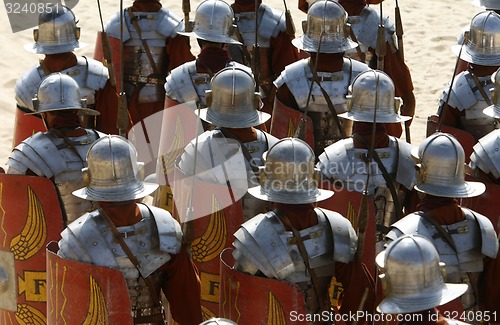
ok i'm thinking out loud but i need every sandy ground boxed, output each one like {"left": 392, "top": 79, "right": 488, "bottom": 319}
{"left": 0, "top": 0, "right": 479, "bottom": 169}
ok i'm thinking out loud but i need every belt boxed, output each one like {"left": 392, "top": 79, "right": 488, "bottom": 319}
{"left": 131, "top": 305, "right": 164, "bottom": 320}
{"left": 125, "top": 74, "right": 165, "bottom": 85}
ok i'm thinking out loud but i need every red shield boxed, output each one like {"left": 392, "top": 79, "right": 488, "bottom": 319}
{"left": 426, "top": 115, "right": 476, "bottom": 163}
{"left": 0, "top": 174, "right": 64, "bottom": 324}
{"left": 94, "top": 31, "right": 122, "bottom": 94}
{"left": 170, "top": 166, "right": 245, "bottom": 319}
{"left": 219, "top": 248, "right": 307, "bottom": 324}
{"left": 46, "top": 242, "right": 133, "bottom": 324}
{"left": 12, "top": 108, "right": 45, "bottom": 148}
{"left": 270, "top": 99, "right": 314, "bottom": 148}
{"left": 460, "top": 181, "right": 500, "bottom": 233}
{"left": 154, "top": 101, "right": 201, "bottom": 214}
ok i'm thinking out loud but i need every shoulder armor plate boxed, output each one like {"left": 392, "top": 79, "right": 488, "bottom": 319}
{"left": 105, "top": 11, "right": 131, "bottom": 42}
{"left": 470, "top": 129, "right": 500, "bottom": 179}
{"left": 348, "top": 6, "right": 394, "bottom": 50}
{"left": 147, "top": 205, "right": 182, "bottom": 254}
{"left": 394, "top": 137, "right": 417, "bottom": 189}
{"left": 15, "top": 65, "right": 44, "bottom": 110}
{"left": 464, "top": 208, "right": 499, "bottom": 258}
{"left": 316, "top": 208, "right": 357, "bottom": 263}
{"left": 164, "top": 61, "right": 199, "bottom": 103}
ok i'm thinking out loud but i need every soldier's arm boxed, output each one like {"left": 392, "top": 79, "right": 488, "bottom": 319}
{"left": 159, "top": 245, "right": 202, "bottom": 325}
{"left": 269, "top": 32, "right": 299, "bottom": 77}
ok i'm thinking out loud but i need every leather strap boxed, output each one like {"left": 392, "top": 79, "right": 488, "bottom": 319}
{"left": 307, "top": 60, "right": 347, "bottom": 139}
{"left": 99, "top": 207, "right": 163, "bottom": 307}
{"left": 352, "top": 133, "right": 403, "bottom": 224}
{"left": 127, "top": 9, "right": 161, "bottom": 75}
{"left": 274, "top": 208, "right": 328, "bottom": 314}
{"left": 468, "top": 68, "right": 492, "bottom": 106}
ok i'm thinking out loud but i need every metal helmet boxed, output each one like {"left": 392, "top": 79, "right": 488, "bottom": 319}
{"left": 457, "top": 11, "right": 500, "bottom": 66}
{"left": 292, "top": 0, "right": 357, "bottom": 53}
{"left": 340, "top": 70, "right": 411, "bottom": 124}
{"left": 73, "top": 135, "right": 159, "bottom": 202}
{"left": 483, "top": 67, "right": 500, "bottom": 118}
{"left": 471, "top": 0, "right": 500, "bottom": 10}
{"left": 28, "top": 73, "right": 98, "bottom": 116}
{"left": 199, "top": 318, "right": 238, "bottom": 325}
{"left": 376, "top": 234, "right": 468, "bottom": 314}
{"left": 411, "top": 133, "right": 485, "bottom": 198}
{"left": 247, "top": 138, "right": 334, "bottom": 204}
{"left": 196, "top": 67, "right": 270, "bottom": 128}
{"left": 177, "top": 0, "right": 241, "bottom": 45}
{"left": 24, "top": 4, "right": 86, "bottom": 54}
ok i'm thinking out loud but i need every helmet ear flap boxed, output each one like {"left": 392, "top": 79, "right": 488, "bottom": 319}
{"left": 379, "top": 273, "right": 388, "bottom": 293}
{"left": 82, "top": 167, "right": 90, "bottom": 186}
{"left": 32, "top": 97, "right": 40, "bottom": 111}
{"left": 33, "top": 29, "right": 39, "bottom": 42}
{"left": 254, "top": 93, "right": 262, "bottom": 110}
{"left": 229, "top": 19, "right": 237, "bottom": 37}
{"left": 301, "top": 20, "right": 307, "bottom": 34}
{"left": 346, "top": 94, "right": 353, "bottom": 110}
{"left": 491, "top": 88, "right": 497, "bottom": 104}
{"left": 344, "top": 23, "right": 351, "bottom": 39}
{"left": 75, "top": 26, "right": 80, "bottom": 40}
{"left": 394, "top": 97, "right": 402, "bottom": 113}
{"left": 205, "top": 90, "right": 213, "bottom": 107}
{"left": 439, "top": 262, "right": 447, "bottom": 280}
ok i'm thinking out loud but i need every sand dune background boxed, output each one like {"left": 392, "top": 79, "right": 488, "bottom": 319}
{"left": 0, "top": 0, "right": 479, "bottom": 169}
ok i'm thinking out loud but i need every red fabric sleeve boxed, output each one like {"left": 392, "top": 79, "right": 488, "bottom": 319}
{"left": 478, "top": 255, "right": 500, "bottom": 316}
{"left": 160, "top": 246, "right": 203, "bottom": 325}
{"left": 269, "top": 32, "right": 299, "bottom": 77}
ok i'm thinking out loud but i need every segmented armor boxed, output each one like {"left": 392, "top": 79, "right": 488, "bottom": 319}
{"left": 470, "top": 129, "right": 500, "bottom": 179}
{"left": 58, "top": 204, "right": 182, "bottom": 323}
{"left": 439, "top": 70, "right": 498, "bottom": 140}
{"left": 233, "top": 208, "right": 357, "bottom": 311}
{"left": 105, "top": 7, "right": 182, "bottom": 103}
{"left": 7, "top": 129, "right": 102, "bottom": 223}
